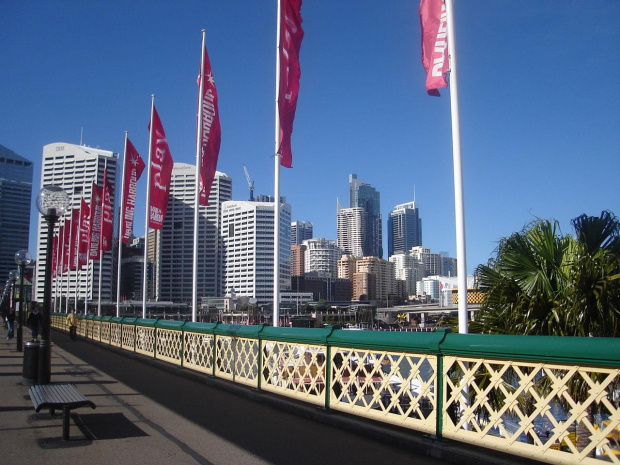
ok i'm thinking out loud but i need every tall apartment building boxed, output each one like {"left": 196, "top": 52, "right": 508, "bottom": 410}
{"left": 155, "top": 163, "right": 232, "bottom": 303}
{"left": 303, "top": 238, "right": 341, "bottom": 278}
{"left": 387, "top": 200, "right": 422, "bottom": 257}
{"left": 349, "top": 174, "right": 382, "bottom": 258}
{"left": 221, "top": 199, "right": 291, "bottom": 305}
{"left": 0, "top": 144, "right": 33, "bottom": 282}
{"left": 409, "top": 246, "right": 457, "bottom": 278}
{"left": 34, "top": 143, "right": 117, "bottom": 305}
{"left": 338, "top": 255, "right": 395, "bottom": 302}
{"left": 337, "top": 201, "right": 365, "bottom": 257}
{"left": 291, "top": 220, "right": 313, "bottom": 245}
{"left": 389, "top": 253, "right": 423, "bottom": 297}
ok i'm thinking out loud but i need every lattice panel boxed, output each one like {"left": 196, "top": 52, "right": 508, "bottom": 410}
{"left": 183, "top": 332, "right": 214, "bottom": 374}
{"left": 110, "top": 324, "right": 122, "bottom": 347}
{"left": 135, "top": 326, "right": 155, "bottom": 356}
{"left": 91, "top": 321, "right": 100, "bottom": 340}
{"left": 232, "top": 337, "right": 259, "bottom": 387}
{"left": 261, "top": 341, "right": 327, "bottom": 406}
{"left": 442, "top": 356, "right": 620, "bottom": 465}
{"left": 121, "top": 325, "right": 135, "bottom": 349}
{"left": 215, "top": 336, "right": 235, "bottom": 381}
{"left": 329, "top": 346, "right": 437, "bottom": 433}
{"left": 155, "top": 328, "right": 182, "bottom": 365}
{"left": 100, "top": 322, "right": 111, "bottom": 343}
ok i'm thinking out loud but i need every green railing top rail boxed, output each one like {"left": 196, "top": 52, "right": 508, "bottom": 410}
{"left": 259, "top": 325, "right": 336, "bottom": 344}
{"left": 182, "top": 321, "right": 219, "bottom": 334}
{"left": 327, "top": 327, "right": 450, "bottom": 353}
{"left": 440, "top": 333, "right": 620, "bottom": 368}
{"left": 155, "top": 319, "right": 186, "bottom": 330}
{"left": 213, "top": 323, "right": 265, "bottom": 338}
{"left": 135, "top": 318, "right": 157, "bottom": 327}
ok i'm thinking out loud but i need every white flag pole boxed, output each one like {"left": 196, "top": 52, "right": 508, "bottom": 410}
{"left": 65, "top": 195, "right": 74, "bottom": 314}
{"left": 98, "top": 159, "right": 108, "bottom": 317}
{"left": 142, "top": 95, "right": 155, "bottom": 319}
{"left": 445, "top": 0, "right": 468, "bottom": 333}
{"left": 75, "top": 198, "right": 82, "bottom": 312}
{"left": 192, "top": 30, "right": 207, "bottom": 323}
{"left": 116, "top": 132, "right": 129, "bottom": 318}
{"left": 272, "top": 0, "right": 282, "bottom": 328}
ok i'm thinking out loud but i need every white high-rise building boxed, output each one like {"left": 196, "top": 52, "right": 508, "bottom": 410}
{"left": 34, "top": 143, "right": 117, "bottom": 307}
{"left": 221, "top": 200, "right": 291, "bottom": 305}
{"left": 337, "top": 201, "right": 365, "bottom": 258}
{"left": 389, "top": 253, "right": 423, "bottom": 297}
{"left": 156, "top": 163, "right": 232, "bottom": 303}
{"left": 291, "top": 220, "right": 313, "bottom": 245}
{"left": 303, "top": 238, "right": 342, "bottom": 277}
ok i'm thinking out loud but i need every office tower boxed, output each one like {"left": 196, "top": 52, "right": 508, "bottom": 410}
{"left": 0, "top": 144, "right": 33, "bottom": 282}
{"left": 34, "top": 143, "right": 117, "bottom": 305}
{"left": 291, "top": 220, "right": 313, "bottom": 245}
{"left": 221, "top": 199, "right": 291, "bottom": 304}
{"left": 156, "top": 163, "right": 232, "bottom": 303}
{"left": 389, "top": 253, "right": 423, "bottom": 297}
{"left": 337, "top": 201, "right": 365, "bottom": 258}
{"left": 409, "top": 246, "right": 456, "bottom": 277}
{"left": 388, "top": 200, "right": 422, "bottom": 257}
{"left": 349, "top": 174, "right": 382, "bottom": 258}
{"left": 302, "top": 238, "right": 342, "bottom": 277}
{"left": 291, "top": 244, "right": 307, "bottom": 276}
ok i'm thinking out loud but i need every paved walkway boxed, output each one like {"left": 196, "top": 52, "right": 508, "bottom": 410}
{"left": 0, "top": 330, "right": 539, "bottom": 465}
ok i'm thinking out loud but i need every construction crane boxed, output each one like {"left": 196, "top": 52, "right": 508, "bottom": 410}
{"left": 243, "top": 165, "right": 254, "bottom": 201}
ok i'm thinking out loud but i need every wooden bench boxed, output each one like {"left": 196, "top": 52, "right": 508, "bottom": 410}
{"left": 29, "top": 383, "right": 96, "bottom": 440}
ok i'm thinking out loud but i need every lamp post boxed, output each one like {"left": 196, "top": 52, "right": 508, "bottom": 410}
{"left": 36, "top": 185, "right": 70, "bottom": 384}
{"left": 8, "top": 271, "right": 17, "bottom": 339}
{"left": 15, "top": 250, "right": 33, "bottom": 352}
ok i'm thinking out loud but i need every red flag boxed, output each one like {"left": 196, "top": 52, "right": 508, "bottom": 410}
{"left": 62, "top": 218, "right": 71, "bottom": 273}
{"left": 88, "top": 182, "right": 103, "bottom": 260}
{"left": 57, "top": 224, "right": 65, "bottom": 276}
{"left": 277, "top": 0, "right": 304, "bottom": 168}
{"left": 101, "top": 169, "right": 114, "bottom": 252}
{"left": 52, "top": 233, "right": 59, "bottom": 278}
{"left": 197, "top": 43, "right": 222, "bottom": 206}
{"left": 148, "top": 106, "right": 174, "bottom": 229}
{"left": 69, "top": 208, "right": 80, "bottom": 270}
{"left": 420, "top": 0, "right": 449, "bottom": 96}
{"left": 79, "top": 198, "right": 90, "bottom": 267}
{"left": 121, "top": 138, "right": 145, "bottom": 243}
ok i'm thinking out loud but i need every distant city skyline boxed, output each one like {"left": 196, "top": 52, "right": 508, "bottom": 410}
{"left": 2, "top": 1, "right": 618, "bottom": 275}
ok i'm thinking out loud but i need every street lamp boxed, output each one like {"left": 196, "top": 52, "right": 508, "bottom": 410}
{"left": 36, "top": 185, "right": 70, "bottom": 384}
{"left": 8, "top": 271, "right": 17, "bottom": 340}
{"left": 15, "top": 250, "right": 33, "bottom": 352}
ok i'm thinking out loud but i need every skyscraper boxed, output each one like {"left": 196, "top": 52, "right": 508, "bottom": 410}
{"left": 349, "top": 174, "right": 382, "bottom": 258}
{"left": 0, "top": 144, "right": 33, "bottom": 282}
{"left": 34, "top": 143, "right": 117, "bottom": 305}
{"left": 388, "top": 200, "right": 422, "bottom": 257}
{"left": 156, "top": 163, "right": 232, "bottom": 302}
{"left": 302, "top": 238, "right": 341, "bottom": 277}
{"left": 291, "top": 220, "right": 313, "bottom": 245}
{"left": 221, "top": 199, "right": 291, "bottom": 304}
{"left": 337, "top": 201, "right": 365, "bottom": 258}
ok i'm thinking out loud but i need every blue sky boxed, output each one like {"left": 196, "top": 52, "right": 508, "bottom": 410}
{"left": 2, "top": 1, "right": 618, "bottom": 274}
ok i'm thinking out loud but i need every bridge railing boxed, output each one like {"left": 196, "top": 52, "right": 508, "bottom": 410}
{"left": 51, "top": 314, "right": 620, "bottom": 465}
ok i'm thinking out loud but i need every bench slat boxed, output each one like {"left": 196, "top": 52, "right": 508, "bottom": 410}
{"left": 29, "top": 384, "right": 96, "bottom": 412}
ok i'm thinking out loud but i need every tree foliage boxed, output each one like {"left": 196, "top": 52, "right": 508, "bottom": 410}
{"left": 473, "top": 211, "right": 620, "bottom": 337}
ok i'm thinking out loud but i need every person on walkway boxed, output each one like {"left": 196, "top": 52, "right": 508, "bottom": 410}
{"left": 66, "top": 309, "right": 78, "bottom": 341}
{"left": 27, "top": 304, "right": 42, "bottom": 341}
{"left": 6, "top": 309, "right": 15, "bottom": 339}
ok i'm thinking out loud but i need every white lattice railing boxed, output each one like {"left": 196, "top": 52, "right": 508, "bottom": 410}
{"left": 51, "top": 316, "right": 619, "bottom": 465}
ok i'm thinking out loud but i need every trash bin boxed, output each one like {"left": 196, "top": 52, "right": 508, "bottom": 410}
{"left": 22, "top": 341, "right": 39, "bottom": 385}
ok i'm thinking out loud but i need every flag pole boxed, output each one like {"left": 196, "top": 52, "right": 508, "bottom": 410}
{"left": 142, "top": 95, "right": 155, "bottom": 319}
{"left": 65, "top": 195, "right": 74, "bottom": 314}
{"left": 445, "top": 0, "right": 468, "bottom": 333}
{"left": 76, "top": 199, "right": 82, "bottom": 312}
{"left": 193, "top": 30, "right": 207, "bottom": 323}
{"left": 272, "top": 0, "right": 282, "bottom": 328}
{"left": 117, "top": 132, "right": 129, "bottom": 317}
{"left": 98, "top": 160, "right": 107, "bottom": 317}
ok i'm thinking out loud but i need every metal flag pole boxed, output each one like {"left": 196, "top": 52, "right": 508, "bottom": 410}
{"left": 445, "top": 0, "right": 468, "bottom": 334}
{"left": 117, "top": 132, "right": 129, "bottom": 317}
{"left": 97, "top": 160, "right": 107, "bottom": 317}
{"left": 142, "top": 95, "right": 155, "bottom": 319}
{"left": 272, "top": 0, "right": 282, "bottom": 328}
{"left": 192, "top": 30, "right": 207, "bottom": 323}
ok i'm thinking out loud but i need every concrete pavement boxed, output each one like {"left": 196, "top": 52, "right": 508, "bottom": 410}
{"left": 0, "top": 329, "right": 540, "bottom": 465}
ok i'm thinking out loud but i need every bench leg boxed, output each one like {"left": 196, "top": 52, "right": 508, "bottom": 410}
{"left": 62, "top": 407, "right": 70, "bottom": 440}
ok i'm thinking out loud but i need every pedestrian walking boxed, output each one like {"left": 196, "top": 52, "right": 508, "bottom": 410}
{"left": 6, "top": 309, "right": 15, "bottom": 339}
{"left": 27, "top": 303, "right": 42, "bottom": 341}
{"left": 66, "top": 309, "right": 78, "bottom": 341}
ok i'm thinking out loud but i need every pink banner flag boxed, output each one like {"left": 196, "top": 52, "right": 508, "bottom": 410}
{"left": 277, "top": 0, "right": 304, "bottom": 168}
{"left": 148, "top": 106, "right": 174, "bottom": 229}
{"left": 69, "top": 208, "right": 80, "bottom": 270}
{"left": 88, "top": 182, "right": 103, "bottom": 260}
{"left": 79, "top": 197, "right": 90, "bottom": 267}
{"left": 101, "top": 169, "right": 114, "bottom": 252}
{"left": 420, "top": 0, "right": 449, "bottom": 96}
{"left": 63, "top": 218, "right": 71, "bottom": 273}
{"left": 197, "top": 43, "right": 222, "bottom": 206}
{"left": 52, "top": 233, "right": 59, "bottom": 278}
{"left": 122, "top": 138, "right": 145, "bottom": 243}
